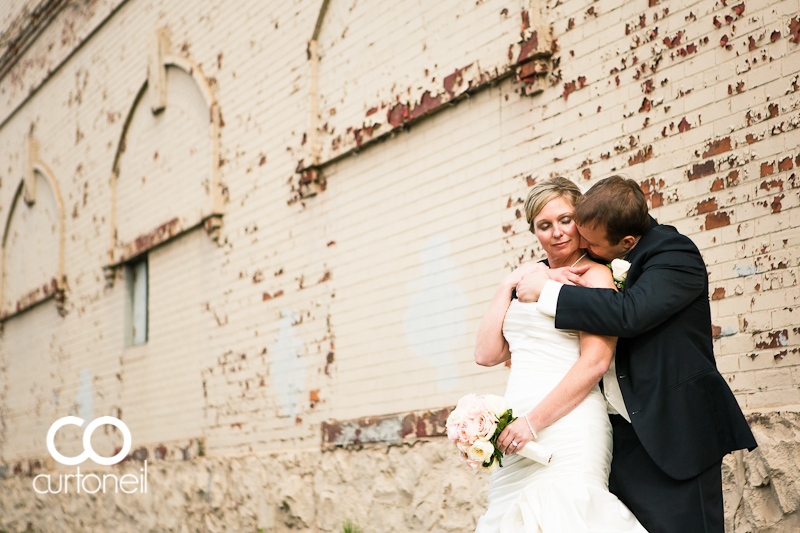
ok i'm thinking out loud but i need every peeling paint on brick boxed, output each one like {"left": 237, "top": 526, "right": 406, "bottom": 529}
{"left": 703, "top": 138, "right": 732, "bottom": 158}
{"left": 628, "top": 145, "right": 653, "bottom": 166}
{"left": 697, "top": 198, "right": 719, "bottom": 214}
{"left": 705, "top": 211, "right": 731, "bottom": 229}
{"left": 688, "top": 160, "right": 715, "bottom": 180}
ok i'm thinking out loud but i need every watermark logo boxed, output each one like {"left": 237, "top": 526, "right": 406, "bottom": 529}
{"left": 34, "top": 416, "right": 147, "bottom": 494}
{"left": 46, "top": 416, "right": 131, "bottom": 466}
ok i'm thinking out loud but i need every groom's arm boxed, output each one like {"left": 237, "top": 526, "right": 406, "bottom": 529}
{"left": 539, "top": 249, "right": 707, "bottom": 338}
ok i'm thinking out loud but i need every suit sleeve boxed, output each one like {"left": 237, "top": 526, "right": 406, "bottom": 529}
{"left": 554, "top": 247, "right": 707, "bottom": 338}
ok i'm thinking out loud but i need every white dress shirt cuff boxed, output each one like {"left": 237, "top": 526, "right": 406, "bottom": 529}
{"left": 536, "top": 280, "right": 563, "bottom": 317}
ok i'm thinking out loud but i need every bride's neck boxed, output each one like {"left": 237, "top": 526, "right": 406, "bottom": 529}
{"left": 546, "top": 249, "right": 585, "bottom": 269}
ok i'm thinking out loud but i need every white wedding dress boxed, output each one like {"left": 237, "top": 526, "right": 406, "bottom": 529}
{"left": 475, "top": 299, "right": 648, "bottom": 532}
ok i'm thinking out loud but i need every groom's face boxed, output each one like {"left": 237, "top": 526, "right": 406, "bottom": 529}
{"left": 575, "top": 222, "right": 627, "bottom": 263}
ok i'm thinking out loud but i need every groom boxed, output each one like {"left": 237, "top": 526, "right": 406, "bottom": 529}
{"left": 516, "top": 176, "right": 757, "bottom": 533}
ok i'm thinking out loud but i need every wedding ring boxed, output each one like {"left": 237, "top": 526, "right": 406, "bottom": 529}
{"left": 512, "top": 441, "right": 518, "bottom": 447}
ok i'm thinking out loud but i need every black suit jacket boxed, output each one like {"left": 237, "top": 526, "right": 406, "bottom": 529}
{"left": 554, "top": 217, "right": 757, "bottom": 480}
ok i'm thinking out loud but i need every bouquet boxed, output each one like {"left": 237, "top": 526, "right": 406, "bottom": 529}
{"left": 446, "top": 393, "right": 552, "bottom": 472}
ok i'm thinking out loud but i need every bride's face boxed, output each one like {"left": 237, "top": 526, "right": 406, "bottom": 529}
{"left": 532, "top": 196, "right": 581, "bottom": 259}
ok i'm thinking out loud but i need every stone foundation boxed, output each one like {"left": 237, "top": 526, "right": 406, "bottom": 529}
{"left": 1, "top": 412, "right": 798, "bottom": 532}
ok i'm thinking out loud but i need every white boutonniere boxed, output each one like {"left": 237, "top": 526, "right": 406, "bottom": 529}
{"left": 608, "top": 259, "right": 631, "bottom": 291}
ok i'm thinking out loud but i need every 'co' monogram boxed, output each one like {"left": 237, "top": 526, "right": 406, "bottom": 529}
{"left": 46, "top": 416, "right": 132, "bottom": 466}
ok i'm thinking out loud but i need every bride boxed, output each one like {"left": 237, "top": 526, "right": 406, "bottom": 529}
{"left": 473, "top": 177, "right": 647, "bottom": 532}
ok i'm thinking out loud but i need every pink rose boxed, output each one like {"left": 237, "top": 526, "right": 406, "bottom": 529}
{"left": 475, "top": 411, "right": 497, "bottom": 441}
{"left": 464, "top": 396, "right": 487, "bottom": 420}
{"left": 447, "top": 422, "right": 460, "bottom": 442}
{"left": 460, "top": 417, "right": 480, "bottom": 444}
{"left": 464, "top": 457, "right": 482, "bottom": 470}
{"left": 456, "top": 393, "right": 478, "bottom": 412}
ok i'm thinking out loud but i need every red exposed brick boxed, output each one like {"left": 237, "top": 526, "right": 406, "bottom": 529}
{"left": 663, "top": 31, "right": 683, "bottom": 48}
{"left": 732, "top": 3, "right": 745, "bottom": 16}
{"left": 651, "top": 192, "right": 663, "bottom": 207}
{"left": 628, "top": 145, "right": 653, "bottom": 166}
{"left": 517, "top": 31, "right": 541, "bottom": 63}
{"left": 712, "top": 287, "right": 726, "bottom": 300}
{"left": 688, "top": 160, "right": 715, "bottom": 180}
{"left": 789, "top": 17, "right": 800, "bottom": 44}
{"left": 409, "top": 91, "right": 443, "bottom": 120}
{"left": 726, "top": 170, "right": 739, "bottom": 187}
{"left": 771, "top": 194, "right": 784, "bottom": 213}
{"left": 755, "top": 330, "right": 788, "bottom": 349}
{"left": 387, "top": 103, "right": 409, "bottom": 127}
{"left": 760, "top": 162, "right": 774, "bottom": 177}
{"left": 678, "top": 117, "right": 691, "bottom": 132}
{"left": 562, "top": 80, "right": 578, "bottom": 100}
{"left": 768, "top": 103, "right": 779, "bottom": 118}
{"left": 759, "top": 179, "right": 783, "bottom": 192}
{"left": 778, "top": 157, "right": 793, "bottom": 171}
{"left": 711, "top": 177, "right": 725, "bottom": 191}
{"left": 702, "top": 138, "right": 732, "bottom": 158}
{"left": 697, "top": 198, "right": 718, "bottom": 214}
{"left": 705, "top": 211, "right": 731, "bottom": 229}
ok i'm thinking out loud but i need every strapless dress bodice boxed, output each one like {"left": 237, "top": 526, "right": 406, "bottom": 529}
{"left": 501, "top": 299, "right": 581, "bottom": 413}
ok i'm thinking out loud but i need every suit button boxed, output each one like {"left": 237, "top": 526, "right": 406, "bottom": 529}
{"left": 618, "top": 375, "right": 626, "bottom": 379}
{"left": 631, "top": 410, "right": 639, "bottom": 415}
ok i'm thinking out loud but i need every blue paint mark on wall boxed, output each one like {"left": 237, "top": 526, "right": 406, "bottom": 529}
{"left": 404, "top": 234, "right": 468, "bottom": 391}
{"left": 270, "top": 310, "right": 306, "bottom": 418}
{"left": 76, "top": 369, "right": 93, "bottom": 423}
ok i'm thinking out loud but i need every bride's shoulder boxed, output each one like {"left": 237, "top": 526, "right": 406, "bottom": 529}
{"left": 581, "top": 260, "right": 616, "bottom": 290}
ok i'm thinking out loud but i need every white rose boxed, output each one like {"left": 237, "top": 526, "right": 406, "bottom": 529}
{"left": 610, "top": 259, "right": 631, "bottom": 281}
{"left": 467, "top": 439, "right": 494, "bottom": 464}
{"left": 482, "top": 394, "right": 508, "bottom": 420}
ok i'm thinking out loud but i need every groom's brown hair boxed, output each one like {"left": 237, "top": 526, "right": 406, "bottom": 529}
{"left": 574, "top": 176, "right": 650, "bottom": 244}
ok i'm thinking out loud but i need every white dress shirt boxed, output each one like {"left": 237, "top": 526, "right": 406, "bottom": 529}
{"left": 536, "top": 280, "right": 631, "bottom": 422}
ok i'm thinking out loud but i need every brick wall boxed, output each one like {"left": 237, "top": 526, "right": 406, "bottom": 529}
{"left": 0, "top": 0, "right": 798, "bottom": 531}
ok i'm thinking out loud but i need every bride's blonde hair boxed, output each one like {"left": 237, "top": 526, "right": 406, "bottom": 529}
{"left": 523, "top": 177, "right": 583, "bottom": 232}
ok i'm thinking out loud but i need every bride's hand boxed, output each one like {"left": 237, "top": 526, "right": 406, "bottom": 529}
{"left": 503, "top": 261, "right": 547, "bottom": 288}
{"left": 516, "top": 264, "right": 592, "bottom": 302}
{"left": 546, "top": 265, "right": 592, "bottom": 286}
{"left": 497, "top": 416, "right": 534, "bottom": 456}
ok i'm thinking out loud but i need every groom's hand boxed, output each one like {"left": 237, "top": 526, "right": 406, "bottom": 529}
{"left": 516, "top": 265, "right": 591, "bottom": 303}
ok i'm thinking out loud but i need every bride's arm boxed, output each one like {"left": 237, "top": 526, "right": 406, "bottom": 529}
{"left": 496, "top": 264, "right": 618, "bottom": 454}
{"left": 475, "top": 262, "right": 545, "bottom": 367}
